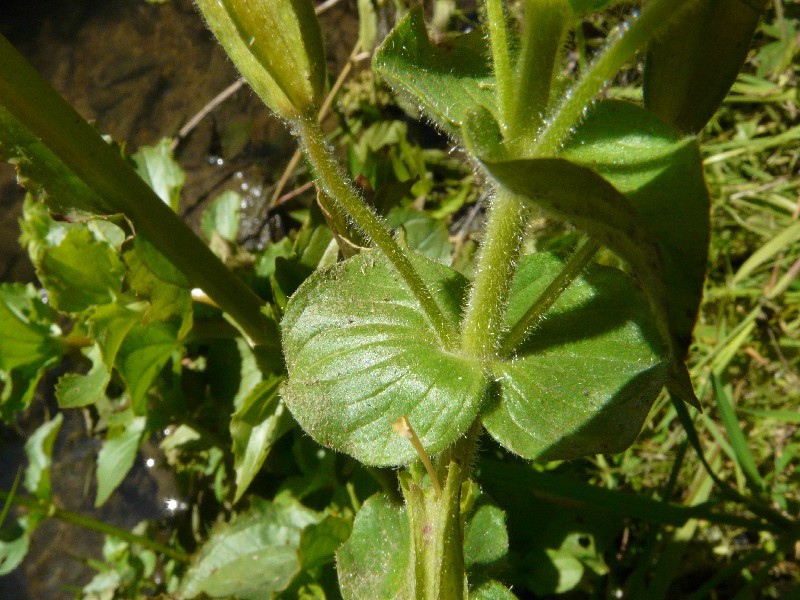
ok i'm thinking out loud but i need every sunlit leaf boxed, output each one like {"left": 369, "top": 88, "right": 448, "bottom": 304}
{"left": 180, "top": 493, "right": 325, "bottom": 599}
{"left": 24, "top": 413, "right": 63, "bottom": 500}
{"left": 131, "top": 138, "right": 185, "bottom": 211}
{"left": 464, "top": 504, "right": 508, "bottom": 568}
{"left": 201, "top": 190, "right": 241, "bottom": 243}
{"left": 115, "top": 322, "right": 179, "bottom": 414}
{"left": 374, "top": 7, "right": 497, "bottom": 139}
{"left": 231, "top": 375, "right": 295, "bottom": 502}
{"left": 282, "top": 251, "right": 487, "bottom": 466}
{"left": 337, "top": 494, "right": 410, "bottom": 599}
{"left": 95, "top": 415, "right": 146, "bottom": 507}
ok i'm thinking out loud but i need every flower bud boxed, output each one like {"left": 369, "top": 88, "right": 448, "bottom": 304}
{"left": 197, "top": 0, "right": 327, "bottom": 120}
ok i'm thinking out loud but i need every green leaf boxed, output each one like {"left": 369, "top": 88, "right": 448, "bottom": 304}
{"left": 644, "top": 0, "right": 767, "bottom": 134}
{"left": 0, "top": 283, "right": 62, "bottom": 371}
{"left": 34, "top": 227, "right": 126, "bottom": 313}
{"left": 231, "top": 375, "right": 295, "bottom": 502}
{"left": 131, "top": 138, "right": 185, "bottom": 211}
{"left": 337, "top": 494, "right": 410, "bottom": 600}
{"left": 123, "top": 237, "right": 193, "bottom": 336}
{"left": 484, "top": 253, "right": 667, "bottom": 460}
{"left": 374, "top": 7, "right": 497, "bottom": 139}
{"left": 56, "top": 344, "right": 111, "bottom": 408}
{"left": 713, "top": 374, "right": 765, "bottom": 493}
{"left": 281, "top": 251, "right": 487, "bottom": 466}
{"left": 471, "top": 101, "right": 708, "bottom": 407}
{"left": 95, "top": 415, "right": 146, "bottom": 507}
{"left": 471, "top": 580, "right": 519, "bottom": 600}
{"left": 180, "top": 493, "right": 324, "bottom": 599}
{"left": 464, "top": 504, "right": 508, "bottom": 568}
{"left": 0, "top": 517, "right": 32, "bottom": 576}
{"left": 24, "top": 413, "right": 63, "bottom": 500}
{"left": 385, "top": 208, "right": 452, "bottom": 265}
{"left": 0, "top": 107, "right": 112, "bottom": 219}
{"left": 560, "top": 101, "right": 709, "bottom": 357}
{"left": 201, "top": 190, "right": 241, "bottom": 242}
{"left": 115, "top": 322, "right": 179, "bottom": 414}
{"left": 298, "top": 514, "right": 353, "bottom": 573}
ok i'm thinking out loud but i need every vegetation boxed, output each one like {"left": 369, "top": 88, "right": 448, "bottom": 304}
{"left": 0, "top": 0, "right": 798, "bottom": 598}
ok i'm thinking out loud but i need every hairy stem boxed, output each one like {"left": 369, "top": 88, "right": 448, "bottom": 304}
{"left": 533, "top": 0, "right": 700, "bottom": 155}
{"left": 0, "top": 35, "right": 277, "bottom": 350}
{"left": 485, "top": 0, "right": 514, "bottom": 129}
{"left": 509, "top": 0, "right": 573, "bottom": 147}
{"left": 460, "top": 188, "right": 527, "bottom": 359}
{"left": 0, "top": 489, "right": 190, "bottom": 562}
{"left": 500, "top": 238, "right": 599, "bottom": 355}
{"left": 295, "top": 116, "right": 455, "bottom": 346}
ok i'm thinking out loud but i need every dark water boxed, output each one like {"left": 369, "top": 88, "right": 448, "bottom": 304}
{"left": 0, "top": 1, "right": 357, "bottom": 597}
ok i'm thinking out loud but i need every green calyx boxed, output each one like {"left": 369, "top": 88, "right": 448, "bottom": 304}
{"left": 196, "top": 0, "right": 327, "bottom": 120}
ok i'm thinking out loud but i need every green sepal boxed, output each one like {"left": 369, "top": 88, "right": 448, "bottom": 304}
{"left": 196, "top": 0, "right": 327, "bottom": 119}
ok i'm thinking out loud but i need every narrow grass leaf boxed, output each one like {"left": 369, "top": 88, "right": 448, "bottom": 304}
{"left": 712, "top": 374, "right": 765, "bottom": 493}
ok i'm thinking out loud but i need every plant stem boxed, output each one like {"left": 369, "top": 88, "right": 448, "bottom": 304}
{"left": 500, "top": 238, "right": 599, "bottom": 355}
{"left": 509, "top": 0, "right": 572, "bottom": 147}
{"left": 401, "top": 422, "right": 481, "bottom": 599}
{"left": 485, "top": 0, "right": 514, "bottom": 129}
{"left": 460, "top": 188, "right": 527, "bottom": 359}
{"left": 0, "top": 489, "right": 191, "bottom": 562}
{"left": 533, "top": 0, "right": 700, "bottom": 155}
{"left": 0, "top": 35, "right": 278, "bottom": 351}
{"left": 295, "top": 116, "right": 455, "bottom": 346}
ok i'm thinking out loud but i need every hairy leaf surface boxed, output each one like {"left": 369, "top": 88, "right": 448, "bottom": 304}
{"left": 282, "top": 252, "right": 487, "bottom": 466}
{"left": 374, "top": 7, "right": 497, "bottom": 139}
{"left": 484, "top": 253, "right": 668, "bottom": 459}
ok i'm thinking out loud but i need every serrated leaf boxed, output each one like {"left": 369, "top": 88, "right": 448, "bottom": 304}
{"left": 1, "top": 362, "right": 56, "bottom": 422}
{"left": 281, "top": 251, "right": 487, "bottom": 466}
{"left": 464, "top": 504, "right": 508, "bottom": 568}
{"left": 180, "top": 493, "right": 324, "bottom": 599}
{"left": 374, "top": 7, "right": 497, "bottom": 139}
{"left": 35, "top": 227, "right": 126, "bottom": 313}
{"left": 0, "top": 283, "right": 62, "bottom": 368}
{"left": 337, "top": 494, "right": 410, "bottom": 600}
{"left": 95, "top": 415, "right": 146, "bottom": 507}
{"left": 484, "top": 253, "right": 667, "bottom": 460}
{"left": 231, "top": 375, "right": 295, "bottom": 502}
{"left": 115, "top": 322, "right": 179, "bottom": 414}
{"left": 123, "top": 237, "right": 192, "bottom": 336}
{"left": 24, "top": 413, "right": 63, "bottom": 499}
{"left": 0, "top": 107, "right": 112, "bottom": 219}
{"left": 131, "top": 138, "right": 185, "bottom": 211}
{"left": 644, "top": 0, "right": 767, "bottom": 134}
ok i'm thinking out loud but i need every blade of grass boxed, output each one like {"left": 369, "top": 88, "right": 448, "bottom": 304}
{"left": 712, "top": 373, "right": 766, "bottom": 494}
